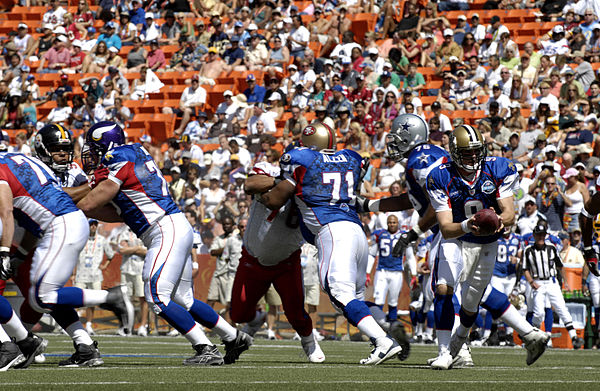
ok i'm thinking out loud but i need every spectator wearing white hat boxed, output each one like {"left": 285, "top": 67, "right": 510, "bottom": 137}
{"left": 517, "top": 196, "right": 546, "bottom": 236}
{"left": 64, "top": 40, "right": 86, "bottom": 73}
{"left": 538, "top": 25, "right": 570, "bottom": 58}
{"left": 435, "top": 28, "right": 463, "bottom": 66}
{"left": 39, "top": 36, "right": 71, "bottom": 74}
{"left": 362, "top": 47, "right": 385, "bottom": 75}
{"left": 13, "top": 23, "right": 35, "bottom": 59}
{"left": 43, "top": 0, "right": 67, "bottom": 31}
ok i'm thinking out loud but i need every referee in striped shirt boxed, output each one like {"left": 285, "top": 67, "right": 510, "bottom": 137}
{"left": 523, "top": 223, "right": 584, "bottom": 349}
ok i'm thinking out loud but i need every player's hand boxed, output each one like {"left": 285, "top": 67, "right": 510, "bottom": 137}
{"left": 467, "top": 216, "right": 483, "bottom": 235}
{"left": 530, "top": 281, "right": 540, "bottom": 290}
{"left": 583, "top": 247, "right": 600, "bottom": 277}
{"left": 89, "top": 166, "right": 110, "bottom": 189}
{"left": 355, "top": 196, "right": 371, "bottom": 213}
{"left": 583, "top": 284, "right": 589, "bottom": 296}
{"left": 392, "top": 229, "right": 419, "bottom": 257}
{"left": 365, "top": 273, "right": 371, "bottom": 287}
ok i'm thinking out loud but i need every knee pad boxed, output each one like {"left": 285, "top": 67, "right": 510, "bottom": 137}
{"left": 344, "top": 299, "right": 372, "bottom": 327}
{"left": 480, "top": 287, "right": 511, "bottom": 319}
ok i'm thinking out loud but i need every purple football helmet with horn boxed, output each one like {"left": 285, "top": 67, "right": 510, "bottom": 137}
{"left": 82, "top": 121, "right": 126, "bottom": 173}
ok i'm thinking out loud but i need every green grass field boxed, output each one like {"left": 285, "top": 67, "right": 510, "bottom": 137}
{"left": 3, "top": 334, "right": 600, "bottom": 390}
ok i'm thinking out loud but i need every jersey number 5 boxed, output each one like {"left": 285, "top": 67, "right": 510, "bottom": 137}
{"left": 322, "top": 171, "right": 355, "bottom": 204}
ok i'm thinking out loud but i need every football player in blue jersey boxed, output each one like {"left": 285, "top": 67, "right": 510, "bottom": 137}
{"left": 257, "top": 122, "right": 403, "bottom": 365}
{"left": 488, "top": 229, "right": 521, "bottom": 345}
{"left": 77, "top": 121, "right": 252, "bottom": 366}
{"left": 359, "top": 115, "right": 548, "bottom": 368}
{"left": 370, "top": 215, "right": 405, "bottom": 323}
{"left": 426, "top": 124, "right": 548, "bottom": 369}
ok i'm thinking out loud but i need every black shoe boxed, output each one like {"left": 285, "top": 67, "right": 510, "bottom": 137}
{"left": 15, "top": 333, "right": 47, "bottom": 369}
{"left": 504, "top": 334, "right": 515, "bottom": 347}
{"left": 183, "top": 344, "right": 224, "bottom": 366}
{"left": 99, "top": 286, "right": 135, "bottom": 335}
{"left": 572, "top": 336, "right": 584, "bottom": 350}
{"left": 485, "top": 331, "right": 500, "bottom": 346}
{"left": 390, "top": 321, "right": 410, "bottom": 361}
{"left": 223, "top": 330, "right": 253, "bottom": 364}
{"left": 58, "top": 341, "right": 104, "bottom": 367}
{"left": 0, "top": 341, "right": 25, "bottom": 371}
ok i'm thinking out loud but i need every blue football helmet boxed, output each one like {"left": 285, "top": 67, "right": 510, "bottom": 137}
{"left": 82, "top": 121, "right": 125, "bottom": 173}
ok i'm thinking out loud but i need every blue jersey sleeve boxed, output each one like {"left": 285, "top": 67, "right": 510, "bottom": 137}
{"left": 426, "top": 163, "right": 452, "bottom": 213}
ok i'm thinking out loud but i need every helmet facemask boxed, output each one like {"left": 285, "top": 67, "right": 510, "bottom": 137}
{"left": 81, "top": 144, "right": 103, "bottom": 174}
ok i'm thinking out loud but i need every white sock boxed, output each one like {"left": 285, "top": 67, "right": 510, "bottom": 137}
{"left": 483, "top": 329, "right": 491, "bottom": 339}
{"left": 0, "top": 325, "right": 10, "bottom": 342}
{"left": 356, "top": 315, "right": 386, "bottom": 340}
{"left": 65, "top": 321, "right": 94, "bottom": 345}
{"left": 3, "top": 311, "right": 28, "bottom": 342}
{"left": 212, "top": 316, "right": 237, "bottom": 342}
{"left": 437, "top": 330, "right": 451, "bottom": 353}
{"left": 452, "top": 314, "right": 461, "bottom": 333}
{"left": 82, "top": 290, "right": 109, "bottom": 306}
{"left": 425, "top": 327, "right": 434, "bottom": 338}
{"left": 500, "top": 305, "right": 533, "bottom": 336}
{"left": 312, "top": 328, "right": 320, "bottom": 335}
{"left": 86, "top": 321, "right": 92, "bottom": 328}
{"left": 184, "top": 323, "right": 213, "bottom": 346}
{"left": 568, "top": 329, "right": 577, "bottom": 339}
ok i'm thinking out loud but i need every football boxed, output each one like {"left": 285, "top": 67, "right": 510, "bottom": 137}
{"left": 472, "top": 208, "right": 501, "bottom": 235}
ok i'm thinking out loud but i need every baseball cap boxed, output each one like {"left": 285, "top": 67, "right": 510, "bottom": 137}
{"left": 18, "top": 23, "right": 27, "bottom": 29}
{"left": 150, "top": 39, "right": 159, "bottom": 45}
{"left": 108, "top": 46, "right": 119, "bottom": 53}
{"left": 529, "top": 116, "right": 538, "bottom": 125}
{"left": 381, "top": 71, "right": 392, "bottom": 78}
{"left": 54, "top": 26, "right": 66, "bottom": 35}
{"left": 208, "top": 47, "right": 218, "bottom": 53}
{"left": 57, "top": 35, "right": 68, "bottom": 43}
{"left": 191, "top": 74, "right": 200, "bottom": 81}
{"left": 170, "top": 166, "right": 181, "bottom": 174}
{"left": 573, "top": 162, "right": 586, "bottom": 170}
{"left": 515, "top": 163, "right": 524, "bottom": 172}
{"left": 485, "top": 33, "right": 493, "bottom": 40}
{"left": 368, "top": 47, "right": 379, "bottom": 55}
{"left": 490, "top": 15, "right": 500, "bottom": 24}
{"left": 544, "top": 145, "right": 557, "bottom": 154}
{"left": 533, "top": 223, "right": 547, "bottom": 235}
{"left": 431, "top": 101, "right": 441, "bottom": 110}
{"left": 72, "top": 39, "right": 83, "bottom": 48}
{"left": 448, "top": 56, "right": 459, "bottom": 62}
{"left": 21, "top": 65, "right": 30, "bottom": 72}
{"left": 456, "top": 69, "right": 467, "bottom": 76}
{"left": 198, "top": 111, "right": 207, "bottom": 118}
{"left": 471, "top": 13, "right": 480, "bottom": 19}
{"left": 509, "top": 132, "right": 520, "bottom": 139}
{"left": 209, "top": 173, "right": 220, "bottom": 181}
{"left": 563, "top": 68, "right": 574, "bottom": 75}
{"left": 88, "top": 219, "right": 99, "bottom": 225}
{"left": 553, "top": 25, "right": 564, "bottom": 34}
{"left": 458, "top": 15, "right": 466, "bottom": 21}
{"left": 288, "top": 64, "right": 297, "bottom": 70}
{"left": 341, "top": 56, "right": 352, "bottom": 65}
{"left": 139, "top": 134, "right": 152, "bottom": 143}
{"left": 106, "top": 21, "right": 116, "bottom": 29}
{"left": 230, "top": 35, "right": 240, "bottom": 42}
{"left": 315, "top": 105, "right": 327, "bottom": 112}
{"left": 594, "top": 165, "right": 600, "bottom": 174}
{"left": 383, "top": 62, "right": 392, "bottom": 69}
{"left": 108, "top": 66, "right": 118, "bottom": 73}
{"left": 268, "top": 92, "right": 281, "bottom": 101}
{"left": 575, "top": 113, "right": 585, "bottom": 122}
{"left": 563, "top": 168, "right": 579, "bottom": 180}
{"left": 403, "top": 87, "right": 413, "bottom": 94}
{"left": 223, "top": 89, "right": 233, "bottom": 97}
{"left": 216, "top": 105, "right": 227, "bottom": 114}
{"left": 331, "top": 85, "right": 344, "bottom": 92}
{"left": 43, "top": 23, "right": 53, "bottom": 30}
{"left": 523, "top": 195, "right": 536, "bottom": 205}
{"left": 234, "top": 21, "right": 243, "bottom": 28}
{"left": 230, "top": 154, "right": 239, "bottom": 161}
{"left": 579, "top": 144, "right": 593, "bottom": 154}
{"left": 443, "top": 28, "right": 454, "bottom": 37}
{"left": 247, "top": 23, "right": 258, "bottom": 30}
{"left": 510, "top": 101, "right": 521, "bottom": 108}
{"left": 60, "top": 74, "right": 68, "bottom": 80}
{"left": 246, "top": 74, "right": 256, "bottom": 82}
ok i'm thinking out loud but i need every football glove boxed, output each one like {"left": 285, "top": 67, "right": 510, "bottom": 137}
{"left": 0, "top": 251, "right": 11, "bottom": 280}
{"left": 584, "top": 247, "right": 600, "bottom": 277}
{"left": 392, "top": 229, "right": 419, "bottom": 258}
{"left": 89, "top": 166, "right": 110, "bottom": 189}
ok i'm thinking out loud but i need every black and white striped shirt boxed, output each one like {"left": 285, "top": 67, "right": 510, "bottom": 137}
{"left": 523, "top": 243, "right": 563, "bottom": 280}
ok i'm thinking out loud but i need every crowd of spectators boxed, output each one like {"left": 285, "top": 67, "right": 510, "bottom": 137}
{"left": 1, "top": 0, "right": 600, "bottom": 254}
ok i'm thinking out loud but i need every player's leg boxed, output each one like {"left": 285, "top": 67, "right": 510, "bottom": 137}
{"left": 431, "top": 237, "right": 462, "bottom": 365}
{"left": 273, "top": 250, "right": 325, "bottom": 363}
{"left": 589, "top": 276, "right": 600, "bottom": 345}
{"left": 0, "top": 295, "right": 46, "bottom": 370}
{"left": 317, "top": 222, "right": 400, "bottom": 364}
{"left": 530, "top": 282, "right": 547, "bottom": 328}
{"left": 229, "top": 249, "right": 272, "bottom": 324}
{"left": 547, "top": 280, "right": 582, "bottom": 348}
{"left": 265, "top": 286, "right": 282, "bottom": 340}
{"left": 386, "top": 271, "right": 403, "bottom": 322}
{"left": 372, "top": 269, "right": 389, "bottom": 310}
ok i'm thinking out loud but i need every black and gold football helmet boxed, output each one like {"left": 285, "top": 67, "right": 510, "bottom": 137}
{"left": 449, "top": 124, "right": 486, "bottom": 173}
{"left": 34, "top": 123, "right": 74, "bottom": 173}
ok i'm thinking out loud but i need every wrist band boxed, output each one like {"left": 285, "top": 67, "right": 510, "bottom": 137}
{"left": 413, "top": 224, "right": 424, "bottom": 237}
{"left": 584, "top": 246, "right": 593, "bottom": 251}
{"left": 0, "top": 246, "right": 10, "bottom": 253}
{"left": 461, "top": 220, "right": 471, "bottom": 234}
{"left": 581, "top": 208, "right": 593, "bottom": 219}
{"left": 369, "top": 199, "right": 381, "bottom": 212}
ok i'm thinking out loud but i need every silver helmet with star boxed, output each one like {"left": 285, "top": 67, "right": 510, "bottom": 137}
{"left": 386, "top": 113, "right": 429, "bottom": 161}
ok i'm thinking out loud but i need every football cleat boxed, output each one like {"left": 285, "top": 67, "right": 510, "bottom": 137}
{"left": 99, "top": 286, "right": 135, "bottom": 335}
{"left": 522, "top": 328, "right": 549, "bottom": 366}
{"left": 58, "top": 341, "right": 104, "bottom": 367}
{"left": 313, "top": 329, "right": 325, "bottom": 342}
{"left": 223, "top": 330, "right": 253, "bottom": 364}
{"left": 183, "top": 344, "right": 224, "bottom": 366}
{"left": 137, "top": 325, "right": 148, "bottom": 337}
{"left": 301, "top": 334, "right": 325, "bottom": 363}
{"left": 452, "top": 344, "right": 474, "bottom": 368}
{"left": 390, "top": 321, "right": 411, "bottom": 361}
{"left": 359, "top": 336, "right": 402, "bottom": 365}
{"left": 0, "top": 341, "right": 25, "bottom": 371}
{"left": 15, "top": 333, "right": 48, "bottom": 369}
{"left": 429, "top": 350, "right": 453, "bottom": 370}
{"left": 267, "top": 329, "right": 276, "bottom": 340}
{"left": 167, "top": 329, "right": 181, "bottom": 337}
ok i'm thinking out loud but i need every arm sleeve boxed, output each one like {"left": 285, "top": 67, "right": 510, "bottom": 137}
{"left": 497, "top": 160, "right": 519, "bottom": 199}
{"left": 426, "top": 171, "right": 451, "bottom": 212}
